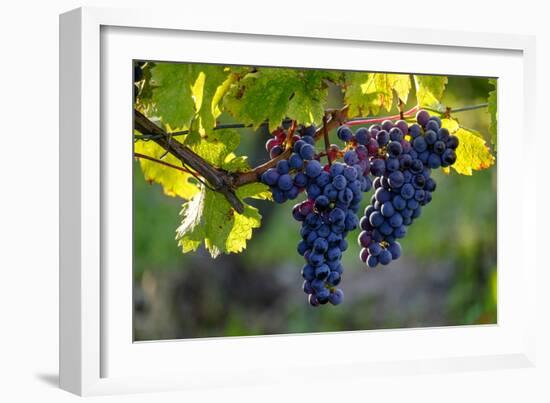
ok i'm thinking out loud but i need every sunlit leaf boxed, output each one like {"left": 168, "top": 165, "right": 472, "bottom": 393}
{"left": 388, "top": 74, "right": 411, "bottom": 104}
{"left": 344, "top": 73, "right": 411, "bottom": 116}
{"left": 172, "top": 125, "right": 270, "bottom": 257}
{"left": 224, "top": 69, "right": 333, "bottom": 131}
{"left": 176, "top": 184, "right": 266, "bottom": 258}
{"left": 186, "top": 128, "right": 240, "bottom": 166}
{"left": 149, "top": 63, "right": 229, "bottom": 133}
{"left": 134, "top": 139, "right": 199, "bottom": 200}
{"left": 442, "top": 118, "right": 495, "bottom": 175}
{"left": 414, "top": 75, "right": 447, "bottom": 109}
{"left": 150, "top": 64, "right": 196, "bottom": 129}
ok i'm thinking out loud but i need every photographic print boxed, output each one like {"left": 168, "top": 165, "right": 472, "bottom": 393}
{"left": 132, "top": 62, "right": 497, "bottom": 341}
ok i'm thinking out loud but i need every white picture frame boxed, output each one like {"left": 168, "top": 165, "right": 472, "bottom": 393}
{"left": 60, "top": 6, "right": 537, "bottom": 396}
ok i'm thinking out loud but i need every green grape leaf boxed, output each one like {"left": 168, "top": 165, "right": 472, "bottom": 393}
{"left": 173, "top": 126, "right": 270, "bottom": 257}
{"left": 414, "top": 75, "right": 448, "bottom": 109}
{"left": 150, "top": 63, "right": 197, "bottom": 129}
{"left": 134, "top": 139, "right": 199, "bottom": 200}
{"left": 212, "top": 72, "right": 240, "bottom": 119}
{"left": 388, "top": 74, "right": 412, "bottom": 104}
{"left": 222, "top": 154, "right": 250, "bottom": 173}
{"left": 236, "top": 182, "right": 272, "bottom": 201}
{"left": 176, "top": 184, "right": 266, "bottom": 258}
{"left": 488, "top": 79, "right": 498, "bottom": 148}
{"left": 286, "top": 71, "right": 334, "bottom": 126}
{"left": 441, "top": 118, "right": 495, "bottom": 175}
{"left": 186, "top": 128, "right": 257, "bottom": 174}
{"left": 191, "top": 65, "right": 232, "bottom": 134}
{"left": 186, "top": 128, "right": 240, "bottom": 165}
{"left": 149, "top": 63, "right": 230, "bottom": 132}
{"left": 344, "top": 73, "right": 411, "bottom": 117}
{"left": 224, "top": 68, "right": 332, "bottom": 131}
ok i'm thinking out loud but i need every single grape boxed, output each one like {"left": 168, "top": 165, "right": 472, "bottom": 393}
{"left": 416, "top": 110, "right": 430, "bottom": 127}
{"left": 337, "top": 126, "right": 354, "bottom": 142}
{"left": 378, "top": 249, "right": 392, "bottom": 265}
{"left": 289, "top": 153, "right": 304, "bottom": 170}
{"left": 300, "top": 144, "right": 316, "bottom": 160}
{"left": 305, "top": 160, "right": 322, "bottom": 177}
{"left": 376, "top": 130, "right": 390, "bottom": 146}
{"left": 270, "top": 145, "right": 283, "bottom": 158}
{"left": 278, "top": 174, "right": 293, "bottom": 191}
{"left": 355, "top": 127, "right": 370, "bottom": 145}
{"left": 328, "top": 289, "right": 344, "bottom": 305}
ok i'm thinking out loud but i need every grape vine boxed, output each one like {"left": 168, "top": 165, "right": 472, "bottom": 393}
{"left": 133, "top": 62, "right": 497, "bottom": 307}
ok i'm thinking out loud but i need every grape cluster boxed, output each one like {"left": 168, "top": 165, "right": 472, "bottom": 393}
{"left": 357, "top": 111, "right": 459, "bottom": 268}
{"left": 259, "top": 109, "right": 459, "bottom": 306}
{"left": 292, "top": 157, "right": 370, "bottom": 306}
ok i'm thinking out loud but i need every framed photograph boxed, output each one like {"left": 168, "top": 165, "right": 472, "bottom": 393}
{"left": 60, "top": 6, "right": 537, "bottom": 396}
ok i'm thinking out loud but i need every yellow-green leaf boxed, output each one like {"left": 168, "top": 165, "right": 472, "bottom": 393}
{"left": 150, "top": 63, "right": 230, "bottom": 133}
{"left": 286, "top": 71, "right": 335, "bottom": 126}
{"left": 441, "top": 118, "right": 495, "bottom": 175}
{"left": 186, "top": 128, "right": 240, "bottom": 166}
{"left": 150, "top": 64, "right": 197, "bottom": 130}
{"left": 134, "top": 140, "right": 199, "bottom": 200}
{"left": 441, "top": 117, "right": 459, "bottom": 133}
{"left": 224, "top": 69, "right": 333, "bottom": 131}
{"left": 237, "top": 182, "right": 272, "bottom": 201}
{"left": 388, "top": 74, "right": 411, "bottom": 104}
{"left": 190, "top": 65, "right": 230, "bottom": 134}
{"left": 176, "top": 184, "right": 265, "bottom": 258}
{"left": 414, "top": 75, "right": 447, "bottom": 109}
{"left": 344, "top": 73, "right": 411, "bottom": 117}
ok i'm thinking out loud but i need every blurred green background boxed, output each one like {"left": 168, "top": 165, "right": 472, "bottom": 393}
{"left": 133, "top": 73, "right": 497, "bottom": 341}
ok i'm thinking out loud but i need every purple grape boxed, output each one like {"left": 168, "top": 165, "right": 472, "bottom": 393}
{"left": 416, "top": 110, "right": 430, "bottom": 127}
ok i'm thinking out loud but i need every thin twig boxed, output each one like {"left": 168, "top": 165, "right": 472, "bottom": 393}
{"left": 134, "top": 152, "right": 214, "bottom": 191}
{"left": 424, "top": 103, "right": 488, "bottom": 114}
{"left": 134, "top": 152, "right": 195, "bottom": 175}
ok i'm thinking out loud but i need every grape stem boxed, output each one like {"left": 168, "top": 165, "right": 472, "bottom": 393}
{"left": 286, "top": 120, "right": 297, "bottom": 149}
{"left": 322, "top": 114, "right": 332, "bottom": 166}
{"left": 398, "top": 98, "right": 405, "bottom": 120}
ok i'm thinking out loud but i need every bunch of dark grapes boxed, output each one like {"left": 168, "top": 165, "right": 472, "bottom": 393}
{"left": 292, "top": 157, "right": 370, "bottom": 306}
{"left": 259, "top": 109, "right": 458, "bottom": 306}
{"left": 355, "top": 110, "right": 459, "bottom": 268}
{"left": 261, "top": 122, "right": 372, "bottom": 306}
